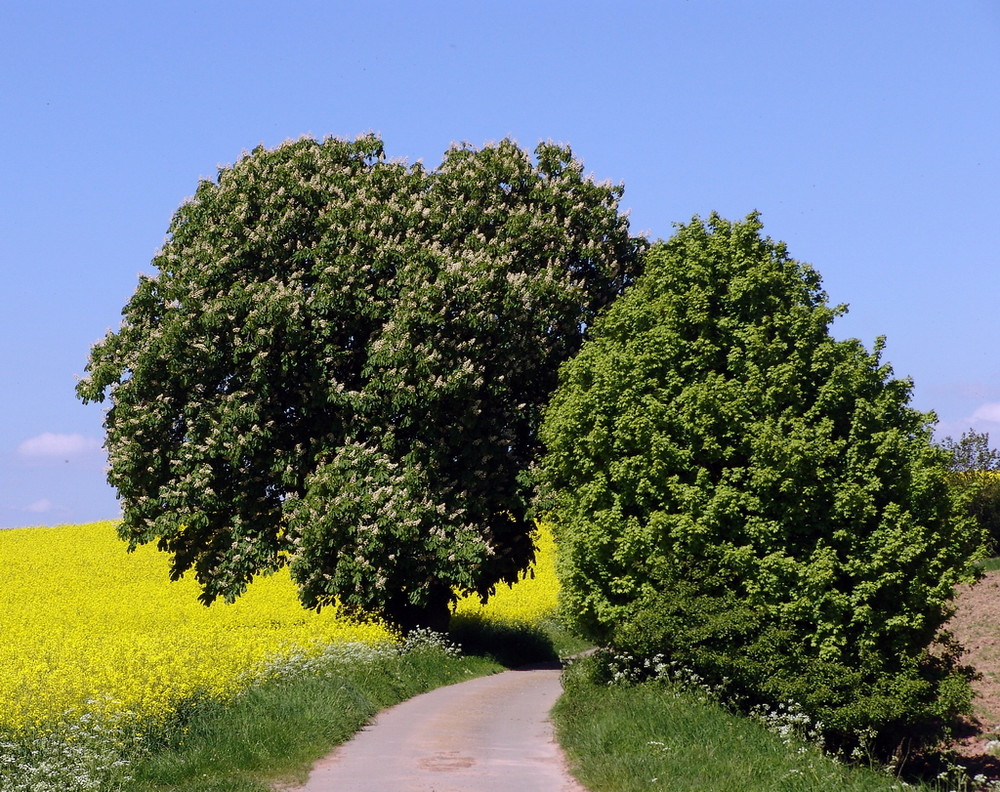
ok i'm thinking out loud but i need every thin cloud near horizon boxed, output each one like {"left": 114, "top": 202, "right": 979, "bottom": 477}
{"left": 934, "top": 402, "right": 1000, "bottom": 443}
{"left": 16, "top": 433, "right": 103, "bottom": 459}
{"left": 23, "top": 498, "right": 66, "bottom": 514}
{"left": 972, "top": 404, "right": 1000, "bottom": 425}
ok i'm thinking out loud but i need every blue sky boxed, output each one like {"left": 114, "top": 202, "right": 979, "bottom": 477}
{"left": 1, "top": 1, "right": 998, "bottom": 529}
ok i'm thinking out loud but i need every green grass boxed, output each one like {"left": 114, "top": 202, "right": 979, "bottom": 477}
{"left": 52, "top": 614, "right": 973, "bottom": 792}
{"left": 124, "top": 642, "right": 502, "bottom": 792}
{"left": 121, "top": 619, "right": 579, "bottom": 792}
{"left": 552, "top": 656, "right": 943, "bottom": 792}
{"left": 977, "top": 557, "right": 1000, "bottom": 572}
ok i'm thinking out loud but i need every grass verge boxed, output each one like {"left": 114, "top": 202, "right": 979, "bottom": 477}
{"left": 978, "top": 557, "right": 1000, "bottom": 573}
{"left": 123, "top": 639, "right": 501, "bottom": 792}
{"left": 551, "top": 655, "right": 949, "bottom": 792}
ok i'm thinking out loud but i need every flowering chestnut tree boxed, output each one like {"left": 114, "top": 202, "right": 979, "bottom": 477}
{"left": 77, "top": 135, "right": 643, "bottom": 631}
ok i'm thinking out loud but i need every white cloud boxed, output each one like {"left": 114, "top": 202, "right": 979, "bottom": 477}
{"left": 23, "top": 498, "right": 56, "bottom": 513}
{"left": 934, "top": 403, "right": 1000, "bottom": 442}
{"left": 972, "top": 403, "right": 1000, "bottom": 424}
{"left": 16, "top": 433, "right": 102, "bottom": 459}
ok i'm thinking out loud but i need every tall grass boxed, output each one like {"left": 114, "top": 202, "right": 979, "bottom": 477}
{"left": 977, "top": 557, "right": 1000, "bottom": 572}
{"left": 126, "top": 634, "right": 503, "bottom": 792}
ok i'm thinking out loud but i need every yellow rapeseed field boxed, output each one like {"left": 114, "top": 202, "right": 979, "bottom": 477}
{"left": 0, "top": 521, "right": 393, "bottom": 733}
{"left": 1, "top": 520, "right": 558, "bottom": 736}
{"left": 455, "top": 523, "right": 560, "bottom": 625}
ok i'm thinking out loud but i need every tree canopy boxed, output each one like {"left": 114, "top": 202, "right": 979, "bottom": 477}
{"left": 939, "top": 429, "right": 1000, "bottom": 555}
{"left": 77, "top": 134, "right": 644, "bottom": 630}
{"left": 538, "top": 213, "right": 982, "bottom": 754}
{"left": 939, "top": 429, "right": 1000, "bottom": 473}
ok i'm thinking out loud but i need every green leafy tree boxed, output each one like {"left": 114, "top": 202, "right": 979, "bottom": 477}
{"left": 538, "top": 213, "right": 982, "bottom": 755}
{"left": 77, "top": 134, "right": 643, "bottom": 631}
{"left": 940, "top": 429, "right": 1000, "bottom": 554}
{"left": 940, "top": 429, "right": 1000, "bottom": 472}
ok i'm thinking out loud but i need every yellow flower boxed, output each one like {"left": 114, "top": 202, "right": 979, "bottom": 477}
{"left": 0, "top": 520, "right": 561, "bottom": 737}
{"left": 0, "top": 521, "right": 392, "bottom": 734}
{"left": 455, "top": 523, "right": 559, "bottom": 625}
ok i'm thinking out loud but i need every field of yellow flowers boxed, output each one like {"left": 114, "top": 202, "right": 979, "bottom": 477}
{"left": 0, "top": 521, "right": 393, "bottom": 734}
{"left": 0, "top": 520, "right": 558, "bottom": 736}
{"left": 455, "top": 520, "right": 559, "bottom": 624}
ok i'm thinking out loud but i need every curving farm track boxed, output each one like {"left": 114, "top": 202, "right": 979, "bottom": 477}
{"left": 286, "top": 662, "right": 585, "bottom": 792}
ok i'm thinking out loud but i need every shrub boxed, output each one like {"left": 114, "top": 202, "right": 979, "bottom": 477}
{"left": 939, "top": 430, "right": 1000, "bottom": 555}
{"left": 538, "top": 213, "right": 983, "bottom": 758}
{"left": 953, "top": 470, "right": 1000, "bottom": 556}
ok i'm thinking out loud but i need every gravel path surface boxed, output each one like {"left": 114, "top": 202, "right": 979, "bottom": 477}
{"left": 286, "top": 662, "right": 586, "bottom": 792}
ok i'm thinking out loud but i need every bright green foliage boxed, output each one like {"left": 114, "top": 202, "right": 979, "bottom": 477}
{"left": 77, "top": 134, "right": 643, "bottom": 630}
{"left": 940, "top": 430, "right": 1000, "bottom": 554}
{"left": 538, "top": 213, "right": 982, "bottom": 754}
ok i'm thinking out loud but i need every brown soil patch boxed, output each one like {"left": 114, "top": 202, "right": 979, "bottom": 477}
{"left": 945, "top": 569, "right": 1000, "bottom": 776}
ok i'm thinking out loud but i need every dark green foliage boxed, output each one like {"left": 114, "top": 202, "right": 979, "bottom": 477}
{"left": 940, "top": 430, "right": 1000, "bottom": 473}
{"left": 77, "top": 134, "right": 643, "bottom": 630}
{"left": 940, "top": 430, "right": 1000, "bottom": 555}
{"left": 971, "top": 475, "right": 1000, "bottom": 555}
{"left": 538, "top": 213, "right": 983, "bottom": 756}
{"left": 447, "top": 614, "right": 559, "bottom": 668}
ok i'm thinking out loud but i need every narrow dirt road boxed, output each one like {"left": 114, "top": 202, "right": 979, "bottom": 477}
{"left": 286, "top": 662, "right": 586, "bottom": 792}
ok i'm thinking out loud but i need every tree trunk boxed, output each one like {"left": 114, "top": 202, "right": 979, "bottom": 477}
{"left": 388, "top": 583, "right": 453, "bottom": 635}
